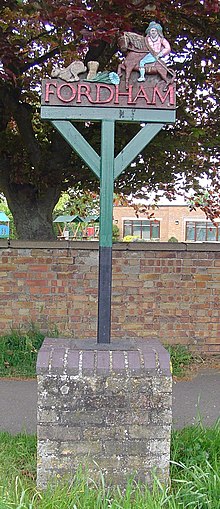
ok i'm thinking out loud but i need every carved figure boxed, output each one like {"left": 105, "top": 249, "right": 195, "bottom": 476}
{"left": 117, "top": 22, "right": 175, "bottom": 89}
{"left": 137, "top": 21, "right": 171, "bottom": 81}
{"left": 51, "top": 60, "right": 87, "bottom": 82}
{"left": 87, "top": 61, "right": 99, "bottom": 80}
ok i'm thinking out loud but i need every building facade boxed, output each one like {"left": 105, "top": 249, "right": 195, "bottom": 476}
{"left": 113, "top": 204, "right": 220, "bottom": 243}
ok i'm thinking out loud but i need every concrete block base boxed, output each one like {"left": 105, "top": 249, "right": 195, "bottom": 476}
{"left": 37, "top": 338, "right": 172, "bottom": 488}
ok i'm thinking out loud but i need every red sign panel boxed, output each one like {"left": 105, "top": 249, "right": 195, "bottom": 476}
{"left": 41, "top": 78, "right": 175, "bottom": 110}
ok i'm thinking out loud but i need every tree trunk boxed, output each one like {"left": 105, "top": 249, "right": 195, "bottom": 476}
{"left": 0, "top": 85, "right": 71, "bottom": 240}
{"left": 3, "top": 180, "right": 61, "bottom": 240}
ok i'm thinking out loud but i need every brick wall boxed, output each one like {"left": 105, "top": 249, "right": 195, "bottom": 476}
{"left": 0, "top": 240, "right": 220, "bottom": 354}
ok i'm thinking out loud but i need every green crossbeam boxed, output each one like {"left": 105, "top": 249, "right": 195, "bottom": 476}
{"left": 51, "top": 120, "right": 164, "bottom": 181}
{"left": 114, "top": 123, "right": 164, "bottom": 179}
{"left": 52, "top": 120, "right": 100, "bottom": 178}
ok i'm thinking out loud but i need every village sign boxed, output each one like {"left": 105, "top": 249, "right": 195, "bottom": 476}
{"left": 41, "top": 21, "right": 176, "bottom": 344}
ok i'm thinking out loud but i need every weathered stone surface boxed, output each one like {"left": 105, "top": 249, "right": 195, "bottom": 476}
{"left": 37, "top": 338, "right": 172, "bottom": 489}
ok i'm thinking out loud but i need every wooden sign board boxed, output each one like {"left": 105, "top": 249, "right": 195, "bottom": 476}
{"left": 41, "top": 74, "right": 176, "bottom": 123}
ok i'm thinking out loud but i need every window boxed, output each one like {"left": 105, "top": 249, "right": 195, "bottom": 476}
{"left": 186, "top": 221, "right": 220, "bottom": 242}
{"left": 123, "top": 219, "right": 160, "bottom": 240}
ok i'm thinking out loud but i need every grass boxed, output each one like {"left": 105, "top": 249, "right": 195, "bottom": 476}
{"left": 0, "top": 325, "right": 58, "bottom": 378}
{"left": 0, "top": 327, "right": 199, "bottom": 379}
{"left": 170, "top": 421, "right": 220, "bottom": 508}
{"left": 166, "top": 344, "right": 197, "bottom": 377}
{"left": 0, "top": 421, "right": 219, "bottom": 508}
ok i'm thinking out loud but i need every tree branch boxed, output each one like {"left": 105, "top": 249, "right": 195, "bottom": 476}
{"left": 0, "top": 84, "right": 41, "bottom": 166}
{"left": 20, "top": 47, "right": 61, "bottom": 73}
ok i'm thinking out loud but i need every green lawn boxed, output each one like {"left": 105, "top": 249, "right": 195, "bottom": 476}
{"left": 0, "top": 422, "right": 219, "bottom": 508}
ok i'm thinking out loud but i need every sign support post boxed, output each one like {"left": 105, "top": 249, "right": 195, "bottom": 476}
{"left": 98, "top": 120, "right": 115, "bottom": 343}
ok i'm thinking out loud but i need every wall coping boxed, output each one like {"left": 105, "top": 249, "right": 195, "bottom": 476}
{"left": 1, "top": 239, "right": 220, "bottom": 252}
{"left": 36, "top": 337, "right": 171, "bottom": 377}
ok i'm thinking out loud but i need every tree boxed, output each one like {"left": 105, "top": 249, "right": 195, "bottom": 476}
{"left": 0, "top": 1, "right": 219, "bottom": 239}
{"left": 54, "top": 188, "right": 100, "bottom": 219}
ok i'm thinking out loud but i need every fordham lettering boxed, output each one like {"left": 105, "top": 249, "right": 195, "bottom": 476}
{"left": 45, "top": 82, "right": 57, "bottom": 102}
{"left": 95, "top": 84, "right": 114, "bottom": 103}
{"left": 77, "top": 84, "right": 93, "bottom": 103}
{"left": 114, "top": 85, "right": 133, "bottom": 104}
{"left": 57, "top": 83, "right": 76, "bottom": 102}
{"left": 152, "top": 85, "right": 174, "bottom": 105}
{"left": 131, "top": 85, "right": 151, "bottom": 104}
{"left": 43, "top": 80, "right": 175, "bottom": 108}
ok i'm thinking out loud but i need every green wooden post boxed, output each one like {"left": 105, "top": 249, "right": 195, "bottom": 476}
{"left": 97, "top": 120, "right": 115, "bottom": 344}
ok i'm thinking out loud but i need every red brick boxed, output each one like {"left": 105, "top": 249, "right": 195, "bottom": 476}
{"left": 0, "top": 244, "right": 220, "bottom": 355}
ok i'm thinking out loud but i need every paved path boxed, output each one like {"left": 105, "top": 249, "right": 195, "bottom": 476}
{"left": 172, "top": 368, "right": 220, "bottom": 429}
{"left": 0, "top": 369, "right": 219, "bottom": 434}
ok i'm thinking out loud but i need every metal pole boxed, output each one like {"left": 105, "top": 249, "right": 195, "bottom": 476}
{"left": 97, "top": 120, "right": 115, "bottom": 344}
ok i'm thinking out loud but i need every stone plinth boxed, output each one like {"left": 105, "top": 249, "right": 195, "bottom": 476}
{"left": 37, "top": 338, "right": 172, "bottom": 488}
